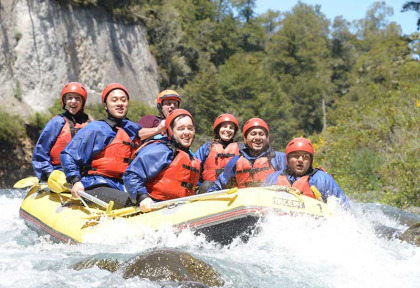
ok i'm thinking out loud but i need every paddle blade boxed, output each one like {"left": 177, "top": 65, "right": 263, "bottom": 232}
{"left": 13, "top": 177, "right": 39, "bottom": 189}
{"left": 48, "top": 170, "right": 70, "bottom": 193}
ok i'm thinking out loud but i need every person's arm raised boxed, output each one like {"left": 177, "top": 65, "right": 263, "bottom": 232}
{"left": 138, "top": 120, "right": 166, "bottom": 140}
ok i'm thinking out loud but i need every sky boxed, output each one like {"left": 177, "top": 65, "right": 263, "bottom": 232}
{"left": 255, "top": 0, "right": 419, "bottom": 35}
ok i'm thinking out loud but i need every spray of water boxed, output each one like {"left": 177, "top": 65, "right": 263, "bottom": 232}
{"left": 1, "top": 189, "right": 419, "bottom": 288}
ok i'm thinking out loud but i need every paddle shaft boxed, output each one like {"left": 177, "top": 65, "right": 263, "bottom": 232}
{"left": 149, "top": 188, "right": 237, "bottom": 211}
{"left": 77, "top": 191, "right": 108, "bottom": 208}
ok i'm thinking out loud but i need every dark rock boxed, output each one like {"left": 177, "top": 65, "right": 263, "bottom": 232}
{"left": 121, "top": 249, "right": 224, "bottom": 287}
{"left": 372, "top": 222, "right": 401, "bottom": 240}
{"left": 400, "top": 223, "right": 420, "bottom": 247}
{"left": 73, "top": 258, "right": 121, "bottom": 272}
{"left": 73, "top": 249, "right": 224, "bottom": 287}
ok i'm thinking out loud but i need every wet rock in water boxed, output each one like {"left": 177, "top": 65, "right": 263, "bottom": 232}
{"left": 72, "top": 249, "right": 224, "bottom": 287}
{"left": 372, "top": 222, "right": 401, "bottom": 240}
{"left": 121, "top": 249, "right": 224, "bottom": 287}
{"left": 400, "top": 223, "right": 420, "bottom": 247}
{"left": 73, "top": 258, "right": 121, "bottom": 272}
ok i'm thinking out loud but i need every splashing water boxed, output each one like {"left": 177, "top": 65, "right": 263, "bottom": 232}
{"left": 1, "top": 188, "right": 419, "bottom": 288}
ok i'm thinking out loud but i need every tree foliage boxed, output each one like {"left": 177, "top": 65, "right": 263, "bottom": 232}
{"left": 25, "top": 0, "right": 420, "bottom": 208}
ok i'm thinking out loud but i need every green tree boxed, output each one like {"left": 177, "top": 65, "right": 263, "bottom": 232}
{"left": 265, "top": 3, "right": 333, "bottom": 134}
{"left": 231, "top": 0, "right": 256, "bottom": 23}
{"left": 257, "top": 9, "right": 282, "bottom": 37}
{"left": 313, "top": 2, "right": 420, "bottom": 208}
{"left": 329, "top": 16, "right": 357, "bottom": 99}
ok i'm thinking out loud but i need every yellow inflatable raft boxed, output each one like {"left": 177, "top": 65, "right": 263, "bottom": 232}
{"left": 19, "top": 184, "right": 331, "bottom": 245}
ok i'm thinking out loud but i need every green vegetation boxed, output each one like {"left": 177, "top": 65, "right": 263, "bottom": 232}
{"left": 0, "top": 109, "right": 25, "bottom": 145}
{"left": 17, "top": 0, "right": 417, "bottom": 208}
{"left": 14, "top": 31, "right": 22, "bottom": 42}
{"left": 15, "top": 80, "right": 22, "bottom": 101}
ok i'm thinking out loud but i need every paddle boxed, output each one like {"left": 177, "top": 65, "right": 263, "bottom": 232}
{"left": 149, "top": 187, "right": 239, "bottom": 211}
{"left": 48, "top": 170, "right": 114, "bottom": 213}
{"left": 82, "top": 188, "right": 239, "bottom": 219}
{"left": 13, "top": 177, "right": 40, "bottom": 189}
{"left": 49, "top": 170, "right": 238, "bottom": 218}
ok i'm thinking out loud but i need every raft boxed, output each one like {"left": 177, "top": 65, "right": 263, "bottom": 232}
{"left": 19, "top": 185, "right": 331, "bottom": 245}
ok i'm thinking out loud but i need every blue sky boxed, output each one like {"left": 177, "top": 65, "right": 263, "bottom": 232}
{"left": 255, "top": 0, "right": 418, "bottom": 35}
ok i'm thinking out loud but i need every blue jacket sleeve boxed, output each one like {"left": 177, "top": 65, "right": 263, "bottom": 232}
{"left": 262, "top": 171, "right": 283, "bottom": 186}
{"left": 121, "top": 119, "right": 142, "bottom": 140}
{"left": 194, "top": 142, "right": 211, "bottom": 185}
{"left": 208, "top": 155, "right": 240, "bottom": 192}
{"left": 194, "top": 142, "right": 211, "bottom": 163}
{"left": 310, "top": 171, "right": 350, "bottom": 209}
{"left": 32, "top": 116, "right": 65, "bottom": 180}
{"left": 60, "top": 122, "right": 111, "bottom": 181}
{"left": 123, "top": 142, "right": 173, "bottom": 203}
{"left": 272, "top": 151, "right": 287, "bottom": 172}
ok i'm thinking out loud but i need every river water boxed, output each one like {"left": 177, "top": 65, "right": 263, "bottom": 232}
{"left": 1, "top": 188, "right": 420, "bottom": 288}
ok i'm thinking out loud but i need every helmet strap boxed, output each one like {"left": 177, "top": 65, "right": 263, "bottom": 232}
{"left": 157, "top": 103, "right": 164, "bottom": 118}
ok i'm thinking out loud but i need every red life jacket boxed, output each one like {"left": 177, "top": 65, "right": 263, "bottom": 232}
{"left": 50, "top": 115, "right": 90, "bottom": 165}
{"left": 235, "top": 153, "right": 276, "bottom": 188}
{"left": 146, "top": 143, "right": 201, "bottom": 201}
{"left": 88, "top": 126, "right": 140, "bottom": 179}
{"left": 275, "top": 168, "right": 325, "bottom": 199}
{"left": 202, "top": 142, "right": 240, "bottom": 182}
{"left": 276, "top": 175, "right": 315, "bottom": 198}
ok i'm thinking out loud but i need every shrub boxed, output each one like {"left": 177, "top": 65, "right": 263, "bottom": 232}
{"left": 0, "top": 109, "right": 25, "bottom": 145}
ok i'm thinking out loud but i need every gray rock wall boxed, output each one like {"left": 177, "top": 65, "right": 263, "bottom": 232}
{"left": 0, "top": 0, "right": 159, "bottom": 117}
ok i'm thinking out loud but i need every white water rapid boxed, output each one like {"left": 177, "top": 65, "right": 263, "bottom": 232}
{"left": 1, "top": 188, "right": 419, "bottom": 288}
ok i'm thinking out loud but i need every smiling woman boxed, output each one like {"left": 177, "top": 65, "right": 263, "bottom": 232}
{"left": 31, "top": 82, "right": 91, "bottom": 182}
{"left": 64, "top": 94, "right": 83, "bottom": 115}
{"left": 194, "top": 113, "right": 241, "bottom": 189}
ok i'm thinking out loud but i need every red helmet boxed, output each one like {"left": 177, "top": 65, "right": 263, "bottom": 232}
{"left": 242, "top": 118, "right": 269, "bottom": 142}
{"left": 213, "top": 114, "right": 239, "bottom": 133}
{"left": 165, "top": 109, "right": 194, "bottom": 140}
{"left": 102, "top": 83, "right": 129, "bottom": 104}
{"left": 61, "top": 82, "right": 87, "bottom": 109}
{"left": 285, "top": 137, "right": 314, "bottom": 160}
{"left": 157, "top": 89, "right": 181, "bottom": 110}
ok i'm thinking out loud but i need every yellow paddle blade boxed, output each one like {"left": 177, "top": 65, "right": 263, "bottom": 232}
{"left": 48, "top": 170, "right": 70, "bottom": 193}
{"left": 13, "top": 177, "right": 39, "bottom": 189}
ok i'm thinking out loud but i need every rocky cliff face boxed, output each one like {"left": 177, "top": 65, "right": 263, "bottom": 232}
{"left": 0, "top": 0, "right": 160, "bottom": 117}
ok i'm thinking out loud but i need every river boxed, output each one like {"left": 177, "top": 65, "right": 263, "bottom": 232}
{"left": 1, "top": 188, "right": 420, "bottom": 288}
